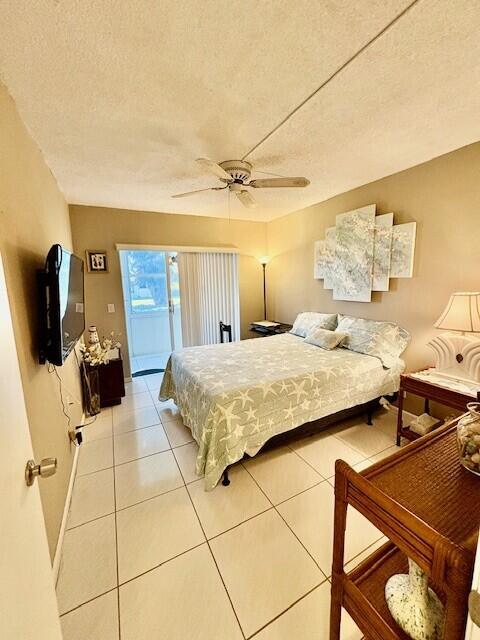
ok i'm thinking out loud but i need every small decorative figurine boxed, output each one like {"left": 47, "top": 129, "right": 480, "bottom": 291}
{"left": 88, "top": 325, "right": 100, "bottom": 346}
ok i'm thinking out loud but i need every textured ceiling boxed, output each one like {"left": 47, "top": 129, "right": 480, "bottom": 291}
{"left": 1, "top": 1, "right": 479, "bottom": 221}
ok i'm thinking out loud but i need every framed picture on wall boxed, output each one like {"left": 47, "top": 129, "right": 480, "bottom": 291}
{"left": 86, "top": 250, "right": 108, "bottom": 273}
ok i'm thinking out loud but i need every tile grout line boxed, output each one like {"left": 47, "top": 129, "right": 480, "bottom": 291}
{"left": 273, "top": 477, "right": 327, "bottom": 508}
{"left": 178, "top": 459, "right": 247, "bottom": 639}
{"left": 66, "top": 508, "right": 117, "bottom": 533}
{"left": 239, "top": 459, "right": 388, "bottom": 638}
{"left": 58, "top": 413, "right": 118, "bottom": 623}
{"left": 113, "top": 480, "right": 184, "bottom": 514}
{"left": 106, "top": 443, "right": 173, "bottom": 471}
{"left": 343, "top": 536, "right": 388, "bottom": 573}
{"left": 246, "top": 580, "right": 326, "bottom": 640}
{"left": 111, "top": 412, "right": 122, "bottom": 640}
{"left": 59, "top": 586, "right": 119, "bottom": 619}
{"left": 191, "top": 467, "right": 332, "bottom": 639}
{"left": 204, "top": 537, "right": 247, "bottom": 640}
{"left": 70, "top": 391, "right": 397, "bottom": 635}
{"left": 116, "top": 541, "right": 207, "bottom": 589}
{"left": 205, "top": 504, "right": 275, "bottom": 543}
{"left": 288, "top": 423, "right": 401, "bottom": 479}
{"left": 113, "top": 422, "right": 163, "bottom": 437}
{"left": 286, "top": 442, "right": 332, "bottom": 480}
{"left": 241, "top": 463, "right": 329, "bottom": 579}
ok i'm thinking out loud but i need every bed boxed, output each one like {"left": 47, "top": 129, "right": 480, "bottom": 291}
{"left": 159, "top": 330, "right": 405, "bottom": 490}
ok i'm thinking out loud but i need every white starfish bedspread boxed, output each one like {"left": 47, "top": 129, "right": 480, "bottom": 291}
{"left": 159, "top": 333, "right": 403, "bottom": 490}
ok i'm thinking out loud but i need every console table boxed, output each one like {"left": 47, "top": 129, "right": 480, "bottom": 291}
{"left": 330, "top": 419, "right": 480, "bottom": 640}
{"left": 396, "top": 370, "right": 480, "bottom": 446}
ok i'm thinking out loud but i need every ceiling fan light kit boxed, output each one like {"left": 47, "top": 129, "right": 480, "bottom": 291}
{"left": 171, "top": 157, "right": 310, "bottom": 209}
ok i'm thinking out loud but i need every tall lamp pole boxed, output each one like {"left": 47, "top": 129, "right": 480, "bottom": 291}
{"left": 259, "top": 256, "right": 270, "bottom": 320}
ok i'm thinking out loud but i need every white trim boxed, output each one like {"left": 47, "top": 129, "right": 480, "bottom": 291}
{"left": 124, "top": 376, "right": 132, "bottom": 383}
{"left": 52, "top": 413, "right": 84, "bottom": 584}
{"left": 115, "top": 243, "right": 239, "bottom": 254}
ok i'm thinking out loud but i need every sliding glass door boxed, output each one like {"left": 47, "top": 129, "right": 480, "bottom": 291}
{"left": 119, "top": 250, "right": 182, "bottom": 375}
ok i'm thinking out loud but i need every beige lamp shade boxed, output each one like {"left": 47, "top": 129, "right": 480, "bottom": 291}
{"left": 434, "top": 292, "right": 480, "bottom": 332}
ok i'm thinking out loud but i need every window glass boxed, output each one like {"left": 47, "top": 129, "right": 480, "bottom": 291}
{"left": 125, "top": 251, "right": 168, "bottom": 313}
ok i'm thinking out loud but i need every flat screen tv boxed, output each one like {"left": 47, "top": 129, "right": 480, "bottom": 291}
{"left": 38, "top": 244, "right": 85, "bottom": 366}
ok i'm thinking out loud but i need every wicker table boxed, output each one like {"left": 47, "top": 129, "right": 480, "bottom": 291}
{"left": 330, "top": 420, "right": 480, "bottom": 640}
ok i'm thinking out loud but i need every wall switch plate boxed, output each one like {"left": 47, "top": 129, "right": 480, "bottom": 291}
{"left": 107, "top": 303, "right": 115, "bottom": 313}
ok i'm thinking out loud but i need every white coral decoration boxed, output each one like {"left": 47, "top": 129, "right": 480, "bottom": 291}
{"left": 80, "top": 331, "right": 121, "bottom": 366}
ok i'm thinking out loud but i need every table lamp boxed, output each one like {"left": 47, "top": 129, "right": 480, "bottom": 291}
{"left": 428, "top": 292, "right": 480, "bottom": 383}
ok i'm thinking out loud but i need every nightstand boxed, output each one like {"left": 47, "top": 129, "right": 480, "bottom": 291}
{"left": 396, "top": 369, "right": 480, "bottom": 446}
{"left": 250, "top": 322, "right": 293, "bottom": 337}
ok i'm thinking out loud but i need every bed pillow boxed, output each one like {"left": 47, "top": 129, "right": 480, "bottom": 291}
{"left": 335, "top": 315, "right": 410, "bottom": 368}
{"left": 291, "top": 312, "right": 338, "bottom": 337}
{"left": 304, "top": 327, "right": 347, "bottom": 350}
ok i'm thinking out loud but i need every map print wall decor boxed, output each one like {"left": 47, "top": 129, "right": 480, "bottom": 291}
{"left": 323, "top": 227, "right": 336, "bottom": 290}
{"left": 313, "top": 208, "right": 416, "bottom": 301}
{"left": 372, "top": 212, "right": 394, "bottom": 291}
{"left": 390, "top": 222, "right": 417, "bottom": 278}
{"left": 333, "top": 205, "right": 376, "bottom": 303}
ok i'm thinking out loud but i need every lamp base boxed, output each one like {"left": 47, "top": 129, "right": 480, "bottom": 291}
{"left": 427, "top": 333, "right": 480, "bottom": 384}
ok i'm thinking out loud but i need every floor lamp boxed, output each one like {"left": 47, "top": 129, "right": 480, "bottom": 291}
{"left": 259, "top": 256, "right": 270, "bottom": 320}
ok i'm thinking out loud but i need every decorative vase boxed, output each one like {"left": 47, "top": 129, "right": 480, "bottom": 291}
{"left": 385, "top": 558, "right": 444, "bottom": 640}
{"left": 80, "top": 363, "right": 101, "bottom": 416}
{"left": 88, "top": 325, "right": 100, "bottom": 346}
{"left": 457, "top": 402, "right": 480, "bottom": 476}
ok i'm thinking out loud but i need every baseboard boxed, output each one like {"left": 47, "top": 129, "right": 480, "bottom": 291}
{"left": 52, "top": 412, "right": 84, "bottom": 584}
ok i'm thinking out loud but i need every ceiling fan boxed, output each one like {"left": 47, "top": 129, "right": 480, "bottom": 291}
{"left": 171, "top": 158, "right": 310, "bottom": 209}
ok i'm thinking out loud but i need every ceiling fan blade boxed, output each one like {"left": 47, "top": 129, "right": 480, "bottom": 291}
{"left": 235, "top": 189, "right": 258, "bottom": 209}
{"left": 171, "top": 187, "right": 223, "bottom": 199}
{"left": 248, "top": 177, "right": 310, "bottom": 188}
{"left": 196, "top": 158, "right": 232, "bottom": 181}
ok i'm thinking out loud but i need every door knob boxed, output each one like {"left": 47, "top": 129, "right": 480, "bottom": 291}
{"left": 25, "top": 457, "right": 57, "bottom": 487}
{"left": 469, "top": 590, "right": 480, "bottom": 627}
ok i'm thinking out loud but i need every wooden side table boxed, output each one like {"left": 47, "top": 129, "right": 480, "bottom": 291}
{"left": 330, "top": 420, "right": 480, "bottom": 640}
{"left": 396, "top": 371, "right": 479, "bottom": 446}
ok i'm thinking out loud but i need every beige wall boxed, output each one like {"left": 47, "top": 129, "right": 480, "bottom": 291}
{"left": 71, "top": 142, "right": 480, "bottom": 384}
{"left": 0, "top": 82, "right": 83, "bottom": 558}
{"left": 69, "top": 205, "right": 267, "bottom": 375}
{"left": 266, "top": 141, "right": 480, "bottom": 375}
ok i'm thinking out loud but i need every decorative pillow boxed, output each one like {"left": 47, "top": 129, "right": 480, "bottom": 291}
{"left": 335, "top": 315, "right": 410, "bottom": 368}
{"left": 291, "top": 312, "right": 338, "bottom": 337}
{"left": 304, "top": 327, "right": 347, "bottom": 350}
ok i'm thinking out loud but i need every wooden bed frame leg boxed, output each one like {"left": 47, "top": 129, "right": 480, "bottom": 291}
{"left": 222, "top": 468, "right": 230, "bottom": 486}
{"left": 366, "top": 407, "right": 374, "bottom": 426}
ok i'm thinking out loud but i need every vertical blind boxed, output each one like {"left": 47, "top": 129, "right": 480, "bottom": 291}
{"left": 177, "top": 252, "right": 241, "bottom": 347}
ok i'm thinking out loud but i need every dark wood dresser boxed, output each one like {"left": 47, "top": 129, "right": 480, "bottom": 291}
{"left": 98, "top": 357, "right": 125, "bottom": 407}
{"left": 331, "top": 419, "right": 480, "bottom": 639}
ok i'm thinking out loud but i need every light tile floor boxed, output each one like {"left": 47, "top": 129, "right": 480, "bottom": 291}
{"left": 59, "top": 375, "right": 405, "bottom": 639}
{"left": 131, "top": 352, "right": 171, "bottom": 375}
